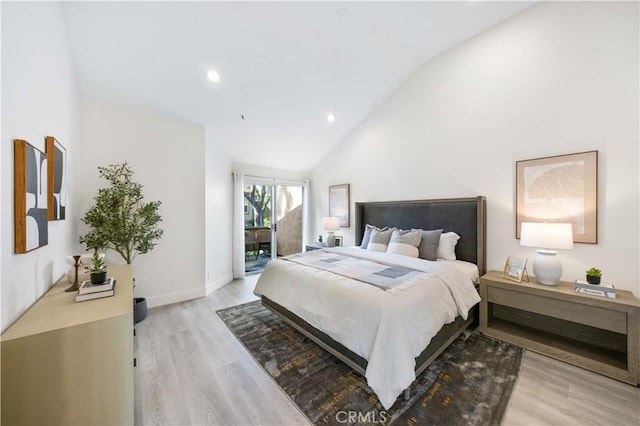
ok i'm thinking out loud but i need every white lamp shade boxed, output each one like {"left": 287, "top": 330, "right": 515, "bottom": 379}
{"left": 323, "top": 217, "right": 340, "bottom": 232}
{"left": 520, "top": 222, "right": 574, "bottom": 250}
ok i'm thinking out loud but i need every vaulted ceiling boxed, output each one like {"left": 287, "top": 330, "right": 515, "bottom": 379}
{"left": 61, "top": 1, "right": 535, "bottom": 171}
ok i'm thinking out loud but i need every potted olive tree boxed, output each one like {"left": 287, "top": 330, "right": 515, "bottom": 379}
{"left": 79, "top": 163, "right": 163, "bottom": 322}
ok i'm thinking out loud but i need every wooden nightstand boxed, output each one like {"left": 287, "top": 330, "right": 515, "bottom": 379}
{"left": 305, "top": 242, "right": 327, "bottom": 251}
{"left": 479, "top": 271, "right": 639, "bottom": 385}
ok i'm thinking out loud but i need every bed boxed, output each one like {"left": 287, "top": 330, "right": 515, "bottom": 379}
{"left": 254, "top": 196, "right": 486, "bottom": 409}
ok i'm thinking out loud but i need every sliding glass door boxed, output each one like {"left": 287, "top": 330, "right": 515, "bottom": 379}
{"left": 274, "top": 185, "right": 303, "bottom": 257}
{"left": 244, "top": 184, "right": 273, "bottom": 274}
{"left": 243, "top": 182, "right": 303, "bottom": 274}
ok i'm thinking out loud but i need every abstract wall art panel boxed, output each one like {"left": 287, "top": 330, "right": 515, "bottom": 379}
{"left": 516, "top": 150, "right": 598, "bottom": 244}
{"left": 46, "top": 136, "right": 66, "bottom": 220}
{"left": 15, "top": 139, "right": 49, "bottom": 253}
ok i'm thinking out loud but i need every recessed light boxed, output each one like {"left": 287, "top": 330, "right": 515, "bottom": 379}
{"left": 207, "top": 70, "right": 220, "bottom": 83}
{"left": 327, "top": 113, "right": 336, "bottom": 123}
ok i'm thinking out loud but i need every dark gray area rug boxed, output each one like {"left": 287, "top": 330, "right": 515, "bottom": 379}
{"left": 217, "top": 300, "right": 523, "bottom": 426}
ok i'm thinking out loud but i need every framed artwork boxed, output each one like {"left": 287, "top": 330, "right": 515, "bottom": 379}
{"left": 516, "top": 151, "right": 598, "bottom": 244}
{"left": 14, "top": 139, "right": 48, "bottom": 253}
{"left": 334, "top": 236, "right": 343, "bottom": 247}
{"left": 503, "top": 256, "right": 528, "bottom": 282}
{"left": 329, "top": 184, "right": 350, "bottom": 227}
{"left": 46, "top": 136, "right": 66, "bottom": 220}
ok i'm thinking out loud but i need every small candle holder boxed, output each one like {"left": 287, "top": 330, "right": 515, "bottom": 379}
{"left": 65, "top": 255, "right": 82, "bottom": 292}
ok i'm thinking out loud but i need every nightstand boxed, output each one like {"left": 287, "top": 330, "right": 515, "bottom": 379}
{"left": 479, "top": 271, "right": 639, "bottom": 385}
{"left": 305, "top": 242, "right": 327, "bottom": 251}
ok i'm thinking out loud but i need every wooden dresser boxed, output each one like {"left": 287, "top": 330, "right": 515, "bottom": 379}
{"left": 480, "top": 271, "right": 639, "bottom": 386}
{"left": 1, "top": 265, "right": 135, "bottom": 425}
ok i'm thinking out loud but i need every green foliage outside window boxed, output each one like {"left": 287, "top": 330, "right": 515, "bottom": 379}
{"left": 244, "top": 185, "right": 271, "bottom": 227}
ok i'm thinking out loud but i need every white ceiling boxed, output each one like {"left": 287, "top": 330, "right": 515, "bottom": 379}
{"left": 61, "top": 1, "right": 535, "bottom": 172}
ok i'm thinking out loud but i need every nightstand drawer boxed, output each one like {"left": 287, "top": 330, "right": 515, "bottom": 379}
{"left": 487, "top": 286, "right": 627, "bottom": 334}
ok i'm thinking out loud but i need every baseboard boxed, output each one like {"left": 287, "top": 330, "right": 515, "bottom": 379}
{"left": 206, "top": 273, "right": 233, "bottom": 295}
{"left": 145, "top": 287, "right": 205, "bottom": 308}
{"left": 143, "top": 273, "right": 235, "bottom": 308}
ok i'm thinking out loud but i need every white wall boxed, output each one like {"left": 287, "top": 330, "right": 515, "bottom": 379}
{"left": 309, "top": 2, "right": 640, "bottom": 295}
{"left": 78, "top": 99, "right": 207, "bottom": 307}
{"left": 205, "top": 128, "right": 233, "bottom": 293}
{"left": 1, "top": 2, "right": 80, "bottom": 332}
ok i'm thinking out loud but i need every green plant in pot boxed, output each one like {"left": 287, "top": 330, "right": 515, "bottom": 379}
{"left": 79, "top": 227, "right": 109, "bottom": 284}
{"left": 86, "top": 253, "right": 107, "bottom": 284}
{"left": 79, "top": 163, "right": 163, "bottom": 322}
{"left": 586, "top": 267, "right": 602, "bottom": 285}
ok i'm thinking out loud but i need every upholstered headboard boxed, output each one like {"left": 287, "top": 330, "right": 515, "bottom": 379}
{"left": 355, "top": 197, "right": 486, "bottom": 276}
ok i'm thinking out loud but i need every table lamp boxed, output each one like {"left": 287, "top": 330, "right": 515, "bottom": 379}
{"left": 520, "top": 222, "right": 574, "bottom": 285}
{"left": 323, "top": 217, "right": 340, "bottom": 247}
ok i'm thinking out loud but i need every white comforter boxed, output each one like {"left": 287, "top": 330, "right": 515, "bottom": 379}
{"left": 253, "top": 246, "right": 480, "bottom": 409}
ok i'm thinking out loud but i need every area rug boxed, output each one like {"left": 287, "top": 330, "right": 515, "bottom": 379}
{"left": 245, "top": 257, "right": 271, "bottom": 273}
{"left": 217, "top": 300, "right": 523, "bottom": 426}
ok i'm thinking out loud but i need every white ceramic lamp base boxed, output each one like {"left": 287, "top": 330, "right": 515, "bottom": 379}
{"left": 326, "top": 232, "right": 336, "bottom": 247}
{"left": 533, "top": 249, "right": 562, "bottom": 285}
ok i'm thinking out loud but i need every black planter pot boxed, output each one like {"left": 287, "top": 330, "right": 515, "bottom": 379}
{"left": 134, "top": 297, "right": 147, "bottom": 323}
{"left": 586, "top": 275, "right": 601, "bottom": 284}
{"left": 90, "top": 271, "right": 107, "bottom": 284}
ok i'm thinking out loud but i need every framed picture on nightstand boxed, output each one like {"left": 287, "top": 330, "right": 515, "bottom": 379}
{"left": 503, "top": 256, "right": 529, "bottom": 282}
{"left": 334, "top": 236, "right": 343, "bottom": 247}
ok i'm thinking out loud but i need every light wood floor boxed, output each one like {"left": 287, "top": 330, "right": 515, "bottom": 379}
{"left": 135, "top": 275, "right": 640, "bottom": 425}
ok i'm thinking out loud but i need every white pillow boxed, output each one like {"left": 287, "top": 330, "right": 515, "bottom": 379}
{"left": 437, "top": 232, "right": 460, "bottom": 260}
{"left": 367, "top": 228, "right": 394, "bottom": 252}
{"left": 386, "top": 229, "right": 422, "bottom": 258}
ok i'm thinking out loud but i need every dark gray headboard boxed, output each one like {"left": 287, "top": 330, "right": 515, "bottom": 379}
{"left": 355, "top": 197, "right": 486, "bottom": 275}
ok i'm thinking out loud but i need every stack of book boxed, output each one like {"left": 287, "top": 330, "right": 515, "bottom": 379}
{"left": 574, "top": 279, "right": 616, "bottom": 298}
{"left": 75, "top": 277, "right": 117, "bottom": 302}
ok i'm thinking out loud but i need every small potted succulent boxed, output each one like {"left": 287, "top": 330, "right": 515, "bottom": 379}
{"left": 586, "top": 267, "right": 602, "bottom": 285}
{"left": 86, "top": 253, "right": 107, "bottom": 284}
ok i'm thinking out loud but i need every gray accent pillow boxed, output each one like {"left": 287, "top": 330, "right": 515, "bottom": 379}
{"left": 387, "top": 229, "right": 423, "bottom": 257}
{"left": 418, "top": 229, "right": 443, "bottom": 261}
{"left": 360, "top": 224, "right": 388, "bottom": 249}
{"left": 366, "top": 228, "right": 395, "bottom": 252}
